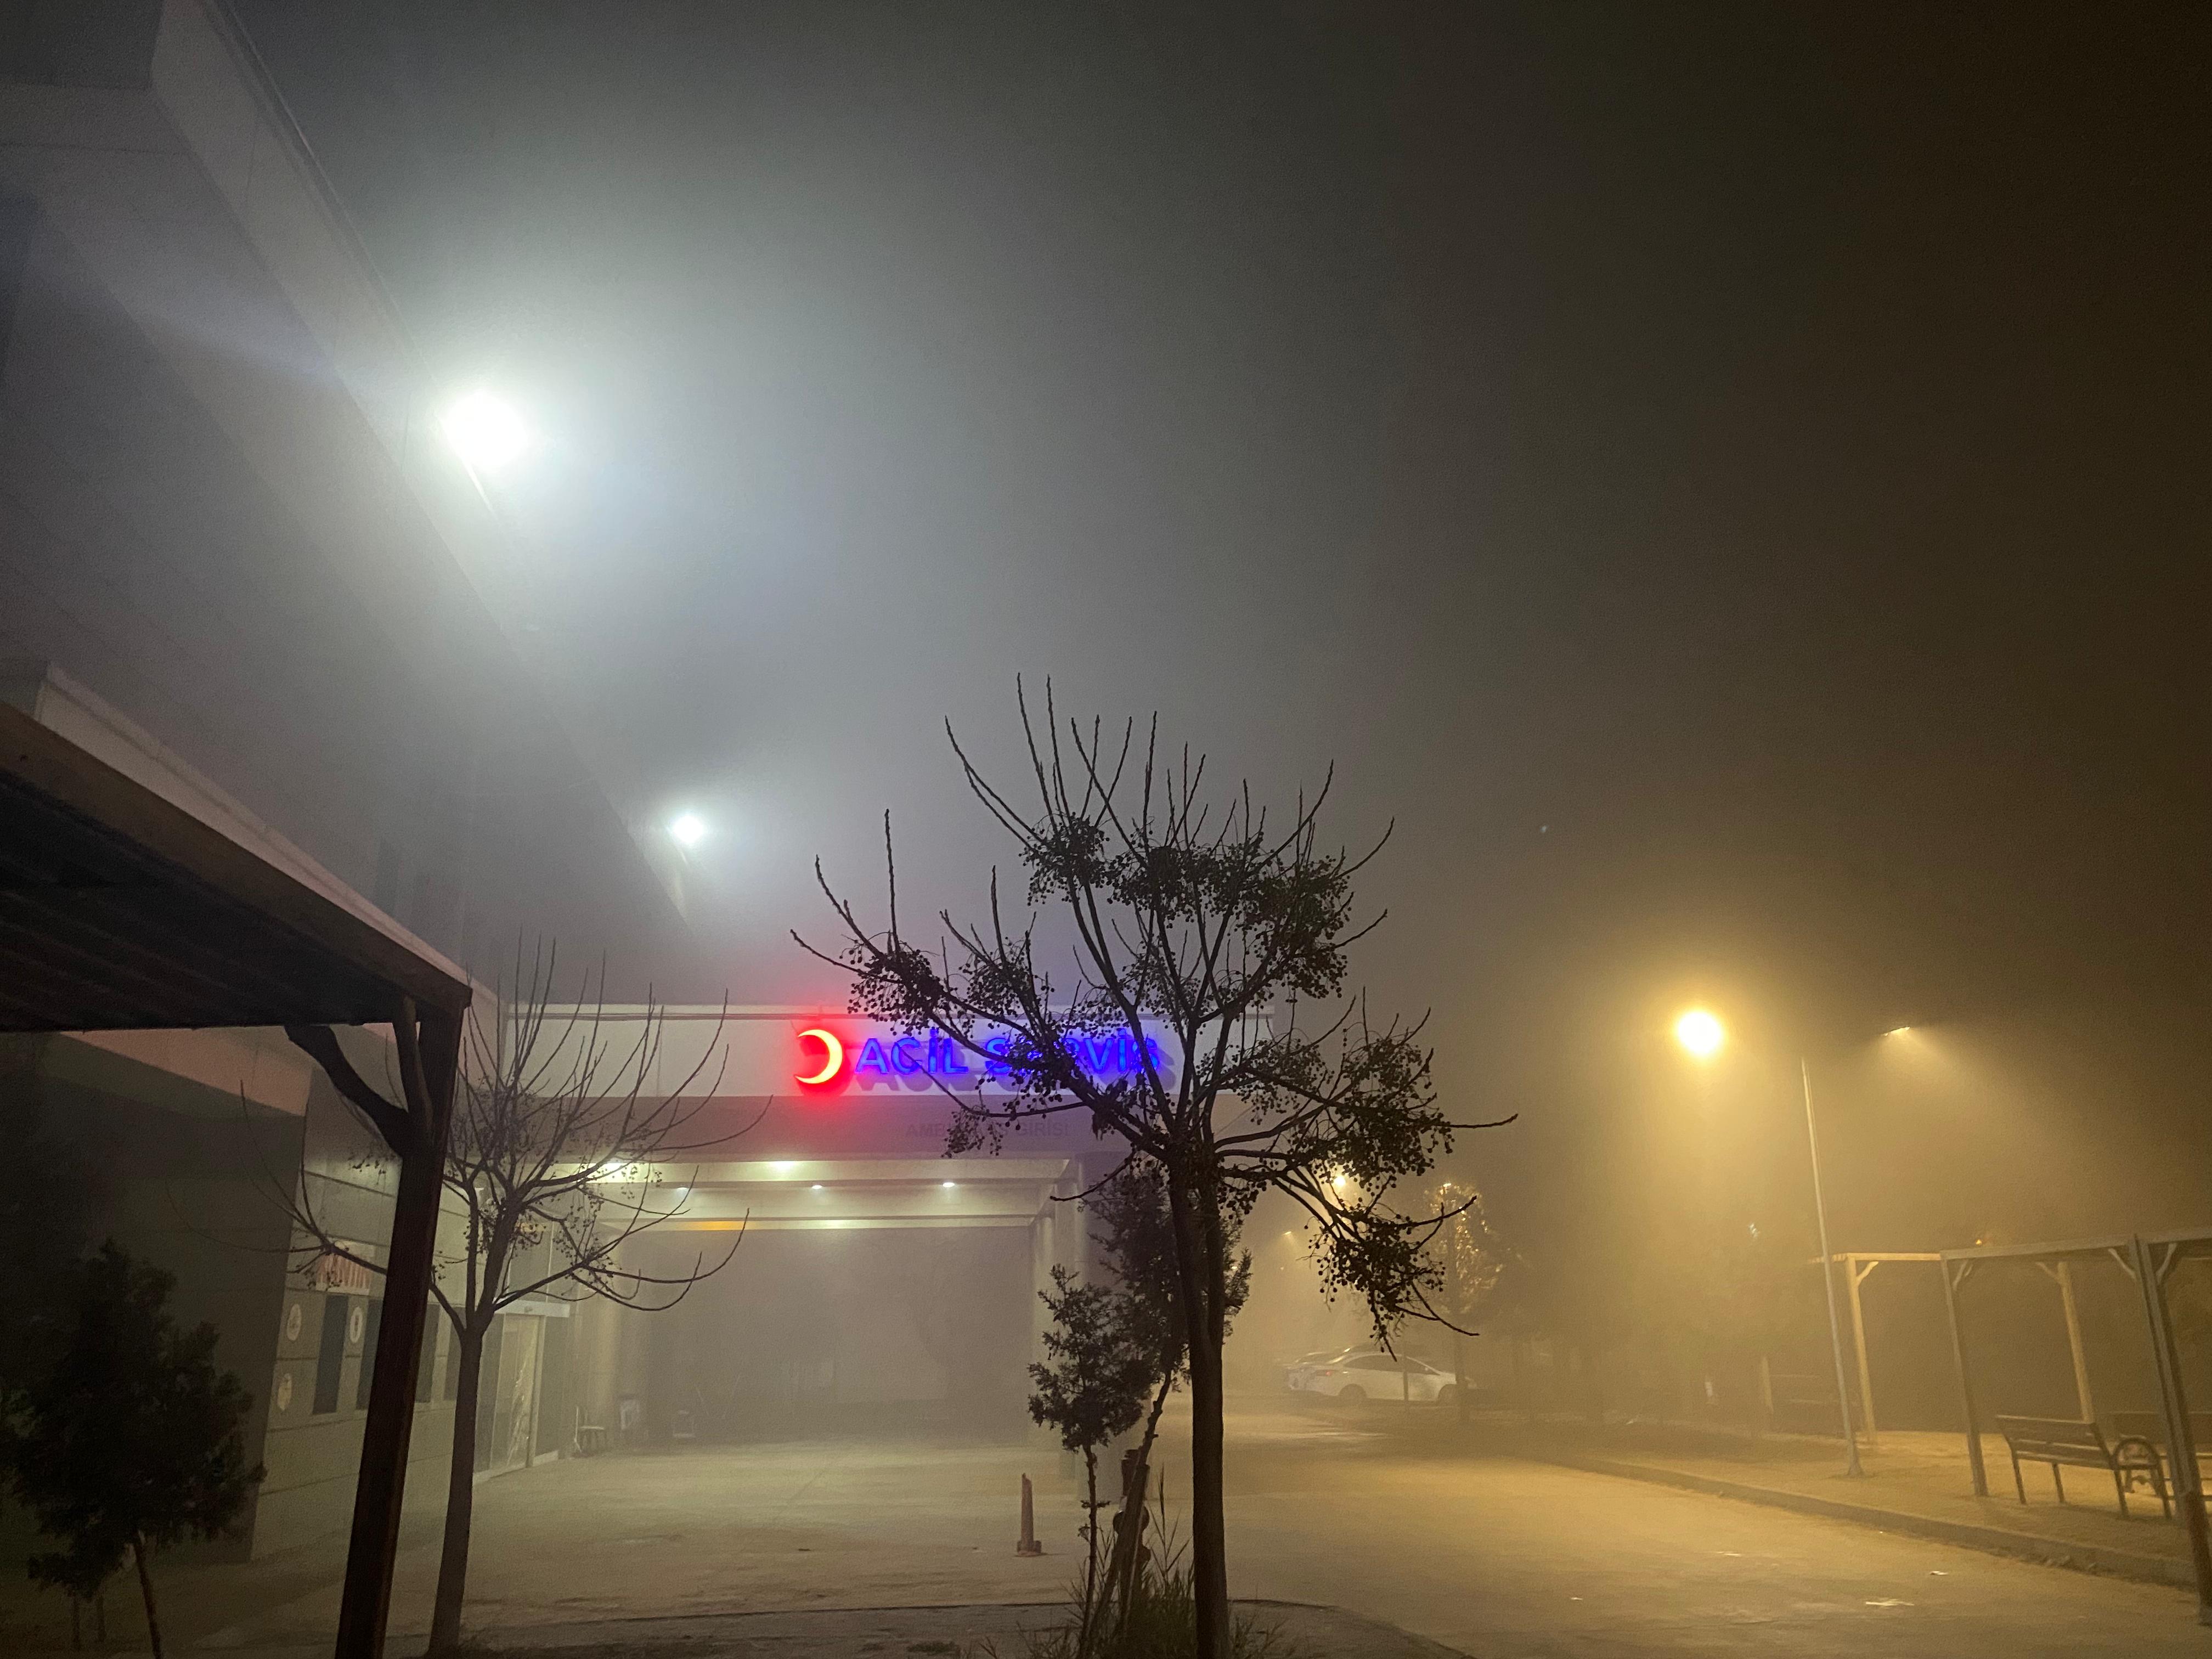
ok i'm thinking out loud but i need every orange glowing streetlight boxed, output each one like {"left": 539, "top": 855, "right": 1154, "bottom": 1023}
{"left": 1669, "top": 1003, "right": 1864, "bottom": 1478}
{"left": 1674, "top": 1008, "right": 1725, "bottom": 1059}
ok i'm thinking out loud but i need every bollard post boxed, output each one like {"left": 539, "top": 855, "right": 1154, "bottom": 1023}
{"left": 1017, "top": 1474, "right": 1045, "bottom": 1556}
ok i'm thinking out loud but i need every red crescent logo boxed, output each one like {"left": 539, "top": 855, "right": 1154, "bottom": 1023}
{"left": 795, "top": 1028, "right": 845, "bottom": 1089}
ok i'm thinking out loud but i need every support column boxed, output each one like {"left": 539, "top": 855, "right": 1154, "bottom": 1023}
{"left": 1846, "top": 1258, "right": 1878, "bottom": 1447}
{"left": 334, "top": 1005, "right": 461, "bottom": 1659}
{"left": 2131, "top": 1235, "right": 2212, "bottom": 1625}
{"left": 1031, "top": 1162, "right": 1086, "bottom": 1455}
{"left": 1940, "top": 1257, "right": 1988, "bottom": 1497}
{"left": 2055, "top": 1260, "right": 2095, "bottom": 1423}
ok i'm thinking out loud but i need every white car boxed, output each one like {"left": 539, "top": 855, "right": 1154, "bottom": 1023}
{"left": 1279, "top": 1347, "right": 1355, "bottom": 1390}
{"left": 1289, "top": 1349, "right": 1458, "bottom": 1407}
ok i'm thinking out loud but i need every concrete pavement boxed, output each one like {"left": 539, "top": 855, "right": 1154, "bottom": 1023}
{"left": 1479, "top": 1417, "right": 2193, "bottom": 1587}
{"left": 13, "top": 1404, "right": 2207, "bottom": 1655}
{"left": 459, "top": 1602, "right": 1464, "bottom": 1659}
{"left": 1211, "top": 1405, "right": 2199, "bottom": 1656}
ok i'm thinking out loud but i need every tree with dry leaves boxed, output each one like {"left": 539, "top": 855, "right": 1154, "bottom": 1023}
{"left": 282, "top": 947, "right": 748, "bottom": 1652}
{"left": 801, "top": 686, "right": 1506, "bottom": 1659}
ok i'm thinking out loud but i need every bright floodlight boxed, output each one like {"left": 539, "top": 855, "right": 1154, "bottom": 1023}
{"left": 942, "top": 1180, "right": 957, "bottom": 1189}
{"left": 439, "top": 390, "right": 529, "bottom": 471}
{"left": 1675, "top": 1009, "right": 1725, "bottom": 1059}
{"left": 670, "top": 812, "right": 707, "bottom": 848}
{"left": 1885, "top": 1025, "right": 1913, "bottom": 1037}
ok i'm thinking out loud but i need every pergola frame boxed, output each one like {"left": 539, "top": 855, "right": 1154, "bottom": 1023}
{"left": 1, "top": 695, "right": 470, "bottom": 1659}
{"left": 1939, "top": 1229, "right": 2212, "bottom": 1623}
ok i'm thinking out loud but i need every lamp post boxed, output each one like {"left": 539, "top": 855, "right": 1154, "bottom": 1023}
{"left": 1674, "top": 1010, "right": 1864, "bottom": 1477}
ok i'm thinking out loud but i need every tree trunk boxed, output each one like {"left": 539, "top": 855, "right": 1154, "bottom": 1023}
{"left": 1075, "top": 1446, "right": 1101, "bottom": 1658}
{"left": 1454, "top": 1330, "right": 1469, "bottom": 1425}
{"left": 1165, "top": 1174, "right": 1229, "bottom": 1659}
{"left": 130, "top": 1536, "right": 162, "bottom": 1659}
{"left": 1187, "top": 1318, "right": 1230, "bottom": 1656}
{"left": 430, "top": 1322, "right": 487, "bottom": 1651}
{"left": 1110, "top": 1380, "right": 1172, "bottom": 1629}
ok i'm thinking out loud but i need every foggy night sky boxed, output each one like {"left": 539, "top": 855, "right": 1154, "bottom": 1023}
{"left": 234, "top": 3, "right": 2209, "bottom": 1251}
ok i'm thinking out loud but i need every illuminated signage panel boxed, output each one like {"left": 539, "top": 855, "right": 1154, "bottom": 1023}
{"left": 792, "top": 1023, "right": 1174, "bottom": 1097}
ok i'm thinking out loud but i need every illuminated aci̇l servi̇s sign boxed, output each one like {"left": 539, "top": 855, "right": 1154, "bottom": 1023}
{"left": 792, "top": 1023, "right": 1175, "bottom": 1096}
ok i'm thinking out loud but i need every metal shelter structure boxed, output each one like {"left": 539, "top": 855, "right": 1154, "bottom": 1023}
{"left": 1939, "top": 1229, "right": 2212, "bottom": 1623}
{"left": 1, "top": 695, "right": 472, "bottom": 1659}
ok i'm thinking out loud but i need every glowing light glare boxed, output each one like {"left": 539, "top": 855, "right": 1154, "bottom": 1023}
{"left": 794, "top": 1029, "right": 844, "bottom": 1087}
{"left": 1885, "top": 1025, "right": 1913, "bottom": 1037}
{"left": 941, "top": 1180, "right": 957, "bottom": 1189}
{"left": 669, "top": 812, "right": 708, "bottom": 848}
{"left": 811, "top": 1183, "right": 825, "bottom": 1192}
{"left": 770, "top": 1161, "right": 797, "bottom": 1175}
{"left": 1674, "top": 1009, "right": 1725, "bottom": 1059}
{"left": 439, "top": 390, "right": 529, "bottom": 471}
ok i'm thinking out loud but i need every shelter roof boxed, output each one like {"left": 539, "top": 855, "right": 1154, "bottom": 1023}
{"left": 1938, "top": 1229, "right": 2212, "bottom": 1265}
{"left": 0, "top": 668, "right": 470, "bottom": 1033}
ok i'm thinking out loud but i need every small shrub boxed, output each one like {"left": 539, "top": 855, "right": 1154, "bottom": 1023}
{"left": 0, "top": 1242, "right": 263, "bottom": 1659}
{"left": 987, "top": 1520, "right": 1295, "bottom": 1659}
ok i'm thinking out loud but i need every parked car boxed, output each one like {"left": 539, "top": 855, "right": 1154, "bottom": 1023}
{"left": 1289, "top": 1350, "right": 1457, "bottom": 1406}
{"left": 1279, "top": 1347, "right": 1357, "bottom": 1390}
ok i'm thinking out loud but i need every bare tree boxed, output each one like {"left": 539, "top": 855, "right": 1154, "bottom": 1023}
{"left": 800, "top": 686, "right": 1508, "bottom": 1659}
{"left": 281, "top": 946, "right": 751, "bottom": 1652}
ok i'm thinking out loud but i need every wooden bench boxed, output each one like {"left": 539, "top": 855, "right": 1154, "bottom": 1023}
{"left": 1994, "top": 1414, "right": 2164, "bottom": 1519}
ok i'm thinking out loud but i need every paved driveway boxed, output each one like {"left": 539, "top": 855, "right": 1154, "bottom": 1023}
{"left": 123, "top": 1404, "right": 2208, "bottom": 1656}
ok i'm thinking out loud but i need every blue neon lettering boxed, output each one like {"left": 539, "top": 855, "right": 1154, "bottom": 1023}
{"left": 842, "top": 1028, "right": 1169, "bottom": 1085}
{"left": 930, "top": 1030, "right": 969, "bottom": 1074}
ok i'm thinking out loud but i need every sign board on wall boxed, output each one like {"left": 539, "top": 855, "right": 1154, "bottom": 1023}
{"left": 516, "top": 1006, "right": 1256, "bottom": 1110}
{"left": 306, "top": 1246, "right": 377, "bottom": 1295}
{"left": 790, "top": 1023, "right": 1179, "bottom": 1098}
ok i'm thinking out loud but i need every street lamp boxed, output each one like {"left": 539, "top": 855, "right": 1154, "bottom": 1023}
{"left": 1674, "top": 1008, "right": 1725, "bottom": 1058}
{"left": 438, "top": 389, "right": 531, "bottom": 472}
{"left": 1674, "top": 1008, "right": 1865, "bottom": 1477}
